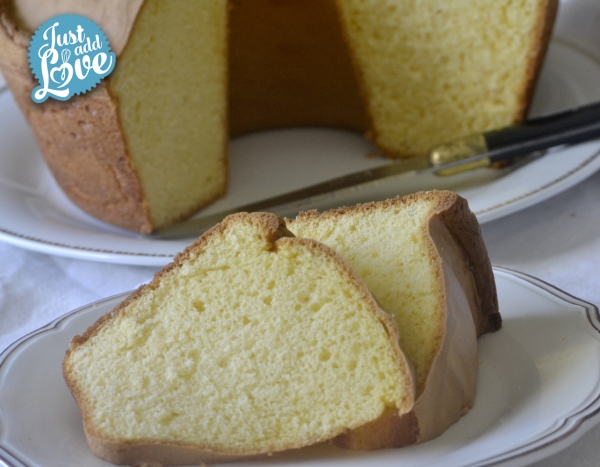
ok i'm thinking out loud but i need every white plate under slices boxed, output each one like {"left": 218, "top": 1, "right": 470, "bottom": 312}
{"left": 1, "top": 40, "right": 600, "bottom": 266}
{"left": 0, "top": 268, "right": 599, "bottom": 467}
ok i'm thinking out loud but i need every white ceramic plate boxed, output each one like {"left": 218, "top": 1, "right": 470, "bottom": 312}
{"left": 2, "top": 40, "right": 600, "bottom": 266}
{"left": 0, "top": 267, "right": 599, "bottom": 467}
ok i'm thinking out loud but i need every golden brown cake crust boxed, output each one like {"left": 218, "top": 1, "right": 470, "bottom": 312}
{"left": 514, "top": 0, "right": 559, "bottom": 123}
{"left": 64, "top": 212, "right": 415, "bottom": 466}
{"left": 83, "top": 435, "right": 264, "bottom": 467}
{"left": 432, "top": 192, "right": 501, "bottom": 334}
{"left": 334, "top": 408, "right": 419, "bottom": 450}
{"left": 0, "top": 0, "right": 154, "bottom": 233}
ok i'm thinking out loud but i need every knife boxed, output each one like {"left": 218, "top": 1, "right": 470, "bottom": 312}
{"left": 151, "top": 101, "right": 600, "bottom": 239}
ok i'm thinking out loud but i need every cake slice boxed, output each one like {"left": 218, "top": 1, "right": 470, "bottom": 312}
{"left": 63, "top": 212, "right": 414, "bottom": 466}
{"left": 0, "top": 0, "right": 228, "bottom": 233}
{"left": 288, "top": 191, "right": 501, "bottom": 449}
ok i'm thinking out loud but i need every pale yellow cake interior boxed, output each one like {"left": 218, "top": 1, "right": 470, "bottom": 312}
{"left": 290, "top": 201, "right": 445, "bottom": 394}
{"left": 336, "top": 0, "right": 546, "bottom": 157}
{"left": 108, "top": 0, "right": 228, "bottom": 229}
{"left": 65, "top": 216, "right": 410, "bottom": 454}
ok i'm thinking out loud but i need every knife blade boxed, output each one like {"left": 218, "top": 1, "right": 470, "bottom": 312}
{"left": 151, "top": 101, "right": 600, "bottom": 239}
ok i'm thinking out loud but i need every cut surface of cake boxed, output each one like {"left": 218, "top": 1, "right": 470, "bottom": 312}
{"left": 0, "top": 0, "right": 228, "bottom": 233}
{"left": 288, "top": 191, "right": 501, "bottom": 448}
{"left": 0, "top": 0, "right": 557, "bottom": 232}
{"left": 63, "top": 212, "right": 414, "bottom": 466}
{"left": 334, "top": 0, "right": 558, "bottom": 157}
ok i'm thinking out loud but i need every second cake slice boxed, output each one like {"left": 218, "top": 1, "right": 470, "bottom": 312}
{"left": 288, "top": 190, "right": 501, "bottom": 449}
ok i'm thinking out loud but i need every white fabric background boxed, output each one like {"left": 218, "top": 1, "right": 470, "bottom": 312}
{"left": 1, "top": 0, "right": 600, "bottom": 465}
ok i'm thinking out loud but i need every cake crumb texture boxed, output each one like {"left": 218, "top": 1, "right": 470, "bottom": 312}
{"left": 335, "top": 0, "right": 557, "bottom": 157}
{"left": 63, "top": 212, "right": 414, "bottom": 465}
{"left": 289, "top": 190, "right": 500, "bottom": 448}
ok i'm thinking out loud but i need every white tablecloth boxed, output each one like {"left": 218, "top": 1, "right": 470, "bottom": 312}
{"left": 2, "top": 0, "right": 600, "bottom": 465}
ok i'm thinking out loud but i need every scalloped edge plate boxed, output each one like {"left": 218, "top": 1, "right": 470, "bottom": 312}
{"left": 1, "top": 267, "right": 599, "bottom": 467}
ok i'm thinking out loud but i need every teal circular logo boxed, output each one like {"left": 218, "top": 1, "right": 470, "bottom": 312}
{"left": 28, "top": 14, "right": 116, "bottom": 103}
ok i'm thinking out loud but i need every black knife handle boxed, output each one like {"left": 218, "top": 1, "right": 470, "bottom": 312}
{"left": 485, "top": 101, "right": 600, "bottom": 163}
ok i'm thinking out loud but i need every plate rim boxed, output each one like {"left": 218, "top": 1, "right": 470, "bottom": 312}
{"left": 471, "top": 143, "right": 600, "bottom": 224}
{"left": 1, "top": 267, "right": 599, "bottom": 467}
{"left": 466, "top": 267, "right": 600, "bottom": 467}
